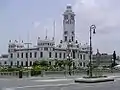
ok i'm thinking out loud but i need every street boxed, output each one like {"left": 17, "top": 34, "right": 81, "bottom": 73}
{"left": 1, "top": 75, "right": 120, "bottom": 90}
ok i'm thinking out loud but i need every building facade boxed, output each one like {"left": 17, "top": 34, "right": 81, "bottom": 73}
{"left": 92, "top": 49, "right": 112, "bottom": 67}
{"left": 0, "top": 5, "right": 90, "bottom": 68}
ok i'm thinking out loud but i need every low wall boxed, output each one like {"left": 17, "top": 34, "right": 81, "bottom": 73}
{"left": 0, "top": 71, "right": 31, "bottom": 78}
{"left": 43, "top": 70, "right": 87, "bottom": 77}
{"left": 0, "top": 69, "right": 120, "bottom": 78}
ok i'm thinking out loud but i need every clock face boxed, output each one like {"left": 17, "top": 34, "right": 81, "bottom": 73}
{"left": 64, "top": 15, "right": 68, "bottom": 20}
{"left": 64, "top": 15, "right": 74, "bottom": 24}
{"left": 71, "top": 15, "right": 74, "bottom": 20}
{"left": 65, "top": 19, "right": 74, "bottom": 24}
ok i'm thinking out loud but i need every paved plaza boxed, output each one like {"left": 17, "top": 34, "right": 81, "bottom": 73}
{"left": 0, "top": 73, "right": 120, "bottom": 90}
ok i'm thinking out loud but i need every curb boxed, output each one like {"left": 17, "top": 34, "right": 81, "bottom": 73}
{"left": 74, "top": 77, "right": 114, "bottom": 83}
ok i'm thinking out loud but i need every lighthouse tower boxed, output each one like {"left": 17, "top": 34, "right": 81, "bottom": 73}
{"left": 63, "top": 5, "right": 75, "bottom": 42}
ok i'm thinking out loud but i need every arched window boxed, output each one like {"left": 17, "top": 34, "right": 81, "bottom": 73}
{"left": 55, "top": 52, "right": 57, "bottom": 58}
{"left": 10, "top": 61, "right": 13, "bottom": 66}
{"left": 21, "top": 53, "right": 23, "bottom": 58}
{"left": 59, "top": 53, "right": 62, "bottom": 58}
{"left": 4, "top": 61, "right": 7, "bottom": 64}
{"left": 10, "top": 53, "right": 13, "bottom": 58}
{"left": 17, "top": 61, "right": 19, "bottom": 66}
{"left": 30, "top": 52, "right": 32, "bottom": 58}
{"left": 63, "top": 53, "right": 66, "bottom": 59}
{"left": 30, "top": 61, "right": 32, "bottom": 66}
{"left": 34, "top": 52, "right": 37, "bottom": 58}
{"left": 40, "top": 52, "right": 43, "bottom": 58}
{"left": 49, "top": 52, "right": 52, "bottom": 58}
{"left": 26, "top": 61, "right": 28, "bottom": 66}
{"left": 21, "top": 61, "right": 23, "bottom": 66}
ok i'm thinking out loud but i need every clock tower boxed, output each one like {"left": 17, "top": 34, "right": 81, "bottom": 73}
{"left": 63, "top": 5, "right": 75, "bottom": 42}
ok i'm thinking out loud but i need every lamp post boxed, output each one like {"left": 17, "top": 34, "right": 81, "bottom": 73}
{"left": 67, "top": 40, "right": 72, "bottom": 76}
{"left": 89, "top": 25, "right": 96, "bottom": 77}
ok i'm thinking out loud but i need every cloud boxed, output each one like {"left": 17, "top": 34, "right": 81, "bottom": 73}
{"left": 72, "top": 0, "right": 120, "bottom": 54}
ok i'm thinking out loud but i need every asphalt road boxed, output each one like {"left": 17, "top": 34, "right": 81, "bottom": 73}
{"left": 1, "top": 73, "right": 120, "bottom": 90}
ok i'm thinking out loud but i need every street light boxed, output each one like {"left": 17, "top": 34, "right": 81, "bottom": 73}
{"left": 89, "top": 25, "right": 96, "bottom": 77}
{"left": 67, "top": 40, "right": 72, "bottom": 76}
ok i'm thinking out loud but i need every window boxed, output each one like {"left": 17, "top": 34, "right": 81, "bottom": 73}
{"left": 55, "top": 52, "right": 57, "bottom": 58}
{"left": 26, "top": 61, "right": 28, "bottom": 66}
{"left": 83, "top": 62, "right": 85, "bottom": 67}
{"left": 17, "top": 61, "right": 19, "bottom": 66}
{"left": 59, "top": 53, "right": 62, "bottom": 58}
{"left": 10, "top": 61, "right": 13, "bottom": 66}
{"left": 83, "top": 54, "right": 86, "bottom": 60}
{"left": 40, "top": 52, "right": 43, "bottom": 58}
{"left": 21, "top": 53, "right": 23, "bottom": 58}
{"left": 63, "top": 53, "right": 66, "bottom": 59}
{"left": 80, "top": 54, "right": 82, "bottom": 59}
{"left": 71, "top": 15, "right": 74, "bottom": 20}
{"left": 64, "top": 31, "right": 68, "bottom": 35}
{"left": 4, "top": 61, "right": 7, "bottom": 64}
{"left": 80, "top": 62, "right": 82, "bottom": 66}
{"left": 72, "top": 36, "right": 74, "bottom": 41}
{"left": 26, "top": 53, "right": 28, "bottom": 58}
{"left": 73, "top": 51, "right": 75, "bottom": 59}
{"left": 65, "top": 36, "right": 67, "bottom": 41}
{"left": 21, "top": 61, "right": 23, "bottom": 66}
{"left": 10, "top": 53, "right": 13, "bottom": 58}
{"left": 44, "top": 47, "right": 48, "bottom": 51}
{"left": 49, "top": 62, "right": 51, "bottom": 65}
{"left": 72, "top": 31, "right": 74, "bottom": 35}
{"left": 34, "top": 52, "right": 37, "bottom": 58}
{"left": 49, "top": 52, "right": 52, "bottom": 58}
{"left": 30, "top": 61, "right": 32, "bottom": 66}
{"left": 17, "top": 53, "right": 19, "bottom": 58}
{"left": 30, "top": 52, "right": 32, "bottom": 58}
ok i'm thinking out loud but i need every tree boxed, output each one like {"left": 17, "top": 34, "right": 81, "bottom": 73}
{"left": 33, "top": 61, "right": 40, "bottom": 66}
{"left": 39, "top": 60, "right": 48, "bottom": 67}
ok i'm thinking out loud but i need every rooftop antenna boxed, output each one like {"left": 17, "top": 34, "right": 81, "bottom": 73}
{"left": 52, "top": 20, "right": 55, "bottom": 40}
{"left": 45, "top": 28, "right": 47, "bottom": 39}
{"left": 18, "top": 36, "right": 21, "bottom": 43}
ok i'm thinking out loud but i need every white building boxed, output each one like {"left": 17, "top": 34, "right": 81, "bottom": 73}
{"left": 0, "top": 5, "right": 90, "bottom": 68}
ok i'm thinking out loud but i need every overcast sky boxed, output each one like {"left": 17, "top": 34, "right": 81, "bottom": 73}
{"left": 0, "top": 0, "right": 120, "bottom": 55}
